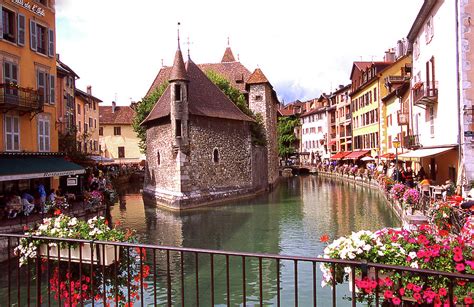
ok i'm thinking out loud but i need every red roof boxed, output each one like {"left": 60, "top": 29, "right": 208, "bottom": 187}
{"left": 146, "top": 48, "right": 251, "bottom": 96}
{"left": 221, "top": 47, "right": 236, "bottom": 62}
{"left": 99, "top": 106, "right": 136, "bottom": 125}
{"left": 344, "top": 150, "right": 371, "bottom": 160}
{"left": 330, "top": 151, "right": 351, "bottom": 160}
{"left": 143, "top": 59, "right": 255, "bottom": 125}
{"left": 247, "top": 68, "right": 269, "bottom": 85}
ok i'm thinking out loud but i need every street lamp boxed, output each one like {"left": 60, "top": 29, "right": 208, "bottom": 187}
{"left": 393, "top": 137, "right": 401, "bottom": 182}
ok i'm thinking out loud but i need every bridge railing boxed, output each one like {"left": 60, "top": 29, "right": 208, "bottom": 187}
{"left": 0, "top": 233, "right": 472, "bottom": 306}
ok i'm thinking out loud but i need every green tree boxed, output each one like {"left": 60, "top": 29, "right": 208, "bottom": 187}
{"left": 132, "top": 82, "right": 168, "bottom": 152}
{"left": 206, "top": 70, "right": 266, "bottom": 146}
{"left": 277, "top": 116, "right": 299, "bottom": 159}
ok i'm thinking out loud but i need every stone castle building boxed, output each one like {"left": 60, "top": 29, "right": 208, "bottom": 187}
{"left": 142, "top": 43, "right": 279, "bottom": 209}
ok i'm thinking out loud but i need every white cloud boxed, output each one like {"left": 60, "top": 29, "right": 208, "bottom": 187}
{"left": 56, "top": 0, "right": 423, "bottom": 105}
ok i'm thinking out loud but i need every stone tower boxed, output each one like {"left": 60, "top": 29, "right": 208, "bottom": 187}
{"left": 247, "top": 68, "right": 279, "bottom": 187}
{"left": 169, "top": 46, "right": 189, "bottom": 151}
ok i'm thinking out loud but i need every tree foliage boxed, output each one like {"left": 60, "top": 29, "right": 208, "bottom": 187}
{"left": 132, "top": 82, "right": 168, "bottom": 152}
{"left": 277, "top": 116, "right": 299, "bottom": 158}
{"left": 206, "top": 70, "right": 266, "bottom": 146}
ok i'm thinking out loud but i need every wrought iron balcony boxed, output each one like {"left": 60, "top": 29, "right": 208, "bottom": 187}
{"left": 0, "top": 83, "right": 43, "bottom": 113}
{"left": 385, "top": 75, "right": 410, "bottom": 85}
{"left": 404, "top": 134, "right": 422, "bottom": 150}
{"left": 412, "top": 81, "right": 438, "bottom": 106}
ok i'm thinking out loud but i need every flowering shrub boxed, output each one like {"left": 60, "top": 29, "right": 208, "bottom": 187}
{"left": 320, "top": 224, "right": 474, "bottom": 305}
{"left": 429, "top": 203, "right": 455, "bottom": 234}
{"left": 390, "top": 183, "right": 406, "bottom": 201}
{"left": 380, "top": 176, "right": 395, "bottom": 193}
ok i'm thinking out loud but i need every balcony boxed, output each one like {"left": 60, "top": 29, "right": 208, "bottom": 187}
{"left": 412, "top": 81, "right": 438, "bottom": 106}
{"left": 385, "top": 75, "right": 410, "bottom": 85}
{"left": 404, "top": 134, "right": 422, "bottom": 150}
{"left": 0, "top": 84, "right": 43, "bottom": 114}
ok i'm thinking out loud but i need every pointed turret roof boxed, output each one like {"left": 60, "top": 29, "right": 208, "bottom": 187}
{"left": 142, "top": 59, "right": 255, "bottom": 125}
{"left": 221, "top": 47, "right": 236, "bottom": 62}
{"left": 246, "top": 68, "right": 269, "bottom": 85}
{"left": 169, "top": 47, "right": 188, "bottom": 82}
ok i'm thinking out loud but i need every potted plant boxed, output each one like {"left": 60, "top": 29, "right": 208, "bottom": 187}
{"left": 402, "top": 188, "right": 421, "bottom": 214}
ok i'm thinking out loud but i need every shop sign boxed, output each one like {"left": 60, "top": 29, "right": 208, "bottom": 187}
{"left": 11, "top": 0, "right": 46, "bottom": 17}
{"left": 66, "top": 177, "right": 78, "bottom": 186}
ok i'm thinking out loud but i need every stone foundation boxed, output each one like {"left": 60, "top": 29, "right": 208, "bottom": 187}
{"left": 143, "top": 184, "right": 266, "bottom": 211}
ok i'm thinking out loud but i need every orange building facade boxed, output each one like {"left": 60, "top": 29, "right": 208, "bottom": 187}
{"left": 0, "top": 0, "right": 84, "bottom": 192}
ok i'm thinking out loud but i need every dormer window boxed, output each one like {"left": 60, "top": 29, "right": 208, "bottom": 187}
{"left": 174, "top": 84, "right": 181, "bottom": 101}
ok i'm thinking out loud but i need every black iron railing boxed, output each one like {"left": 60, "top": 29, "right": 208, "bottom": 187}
{"left": 0, "top": 234, "right": 473, "bottom": 306}
{"left": 404, "top": 134, "right": 422, "bottom": 149}
{"left": 0, "top": 83, "right": 43, "bottom": 112}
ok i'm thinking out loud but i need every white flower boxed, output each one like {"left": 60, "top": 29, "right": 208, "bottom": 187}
{"left": 408, "top": 252, "right": 417, "bottom": 259}
{"left": 410, "top": 261, "right": 419, "bottom": 269}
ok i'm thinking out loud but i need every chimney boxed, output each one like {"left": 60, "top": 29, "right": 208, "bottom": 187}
{"left": 87, "top": 85, "right": 92, "bottom": 96}
{"left": 56, "top": 53, "right": 60, "bottom": 61}
{"left": 112, "top": 101, "right": 116, "bottom": 113}
{"left": 384, "top": 49, "right": 395, "bottom": 63}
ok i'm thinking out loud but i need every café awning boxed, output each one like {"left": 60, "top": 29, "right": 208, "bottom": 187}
{"left": 330, "top": 151, "right": 350, "bottom": 160}
{"left": 398, "top": 147, "right": 455, "bottom": 161}
{"left": 0, "top": 156, "right": 85, "bottom": 182}
{"left": 344, "top": 150, "right": 370, "bottom": 160}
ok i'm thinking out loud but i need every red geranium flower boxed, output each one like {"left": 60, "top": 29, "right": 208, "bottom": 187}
{"left": 320, "top": 234, "right": 330, "bottom": 243}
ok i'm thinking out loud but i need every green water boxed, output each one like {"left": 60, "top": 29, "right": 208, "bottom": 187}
{"left": 108, "top": 175, "right": 400, "bottom": 306}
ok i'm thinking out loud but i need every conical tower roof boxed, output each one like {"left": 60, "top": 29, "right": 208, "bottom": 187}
{"left": 169, "top": 47, "right": 188, "bottom": 82}
{"left": 247, "top": 68, "right": 269, "bottom": 84}
{"left": 221, "top": 47, "right": 236, "bottom": 62}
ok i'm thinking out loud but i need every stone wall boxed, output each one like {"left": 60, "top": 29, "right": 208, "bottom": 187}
{"left": 251, "top": 145, "right": 268, "bottom": 189}
{"left": 144, "top": 120, "right": 180, "bottom": 193}
{"left": 248, "top": 84, "right": 279, "bottom": 187}
{"left": 184, "top": 115, "right": 253, "bottom": 192}
{"left": 461, "top": 0, "right": 474, "bottom": 185}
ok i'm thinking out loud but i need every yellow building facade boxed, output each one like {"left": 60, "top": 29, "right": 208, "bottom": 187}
{"left": 75, "top": 87, "right": 101, "bottom": 155}
{"left": 99, "top": 104, "right": 142, "bottom": 163}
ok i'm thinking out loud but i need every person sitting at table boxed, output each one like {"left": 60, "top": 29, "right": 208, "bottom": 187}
{"left": 417, "top": 167, "right": 426, "bottom": 181}
{"left": 48, "top": 189, "right": 56, "bottom": 203}
{"left": 6, "top": 193, "right": 21, "bottom": 219}
{"left": 21, "top": 191, "right": 35, "bottom": 216}
{"left": 441, "top": 179, "right": 455, "bottom": 201}
{"left": 403, "top": 166, "right": 414, "bottom": 187}
{"left": 418, "top": 177, "right": 431, "bottom": 196}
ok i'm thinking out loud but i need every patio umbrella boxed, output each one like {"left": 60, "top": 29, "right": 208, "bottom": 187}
{"left": 361, "top": 156, "right": 375, "bottom": 161}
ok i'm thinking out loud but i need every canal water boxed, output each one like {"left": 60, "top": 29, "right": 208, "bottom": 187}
{"left": 108, "top": 175, "right": 400, "bottom": 306}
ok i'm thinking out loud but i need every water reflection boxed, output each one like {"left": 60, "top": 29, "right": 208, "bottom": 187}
{"left": 107, "top": 175, "right": 399, "bottom": 306}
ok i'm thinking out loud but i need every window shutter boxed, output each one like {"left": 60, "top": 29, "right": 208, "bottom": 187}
{"left": 48, "top": 28, "right": 54, "bottom": 57}
{"left": 45, "top": 120, "right": 50, "bottom": 151}
{"left": 18, "top": 14, "right": 25, "bottom": 46}
{"left": 4, "top": 62, "right": 11, "bottom": 81}
{"left": 30, "top": 20, "right": 37, "bottom": 51}
{"left": 38, "top": 119, "right": 44, "bottom": 151}
{"left": 49, "top": 74, "right": 55, "bottom": 104}
{"left": 0, "top": 6, "right": 3, "bottom": 40}
{"left": 11, "top": 64, "right": 17, "bottom": 83}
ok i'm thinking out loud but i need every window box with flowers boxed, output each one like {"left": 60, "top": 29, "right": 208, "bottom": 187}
{"left": 15, "top": 214, "right": 131, "bottom": 266}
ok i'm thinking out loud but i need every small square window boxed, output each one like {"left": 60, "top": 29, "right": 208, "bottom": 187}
{"left": 114, "top": 127, "right": 121, "bottom": 135}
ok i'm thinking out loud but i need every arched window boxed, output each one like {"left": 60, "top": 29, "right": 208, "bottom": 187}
{"left": 157, "top": 151, "right": 161, "bottom": 165}
{"left": 213, "top": 148, "right": 219, "bottom": 163}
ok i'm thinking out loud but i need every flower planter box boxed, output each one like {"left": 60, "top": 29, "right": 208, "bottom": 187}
{"left": 39, "top": 243, "right": 117, "bottom": 266}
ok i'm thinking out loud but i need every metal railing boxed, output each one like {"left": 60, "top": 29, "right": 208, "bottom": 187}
{"left": 404, "top": 134, "right": 422, "bottom": 149}
{"left": 0, "top": 234, "right": 473, "bottom": 306}
{"left": 0, "top": 83, "right": 43, "bottom": 112}
{"left": 412, "top": 81, "right": 438, "bottom": 105}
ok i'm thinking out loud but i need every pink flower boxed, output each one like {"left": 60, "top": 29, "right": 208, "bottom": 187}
{"left": 453, "top": 253, "right": 463, "bottom": 262}
{"left": 414, "top": 293, "right": 422, "bottom": 301}
{"left": 465, "top": 296, "right": 473, "bottom": 305}
{"left": 438, "top": 288, "right": 447, "bottom": 296}
{"left": 384, "top": 290, "right": 394, "bottom": 299}
{"left": 392, "top": 297, "right": 401, "bottom": 305}
{"left": 413, "top": 285, "right": 422, "bottom": 293}
{"left": 456, "top": 263, "right": 465, "bottom": 272}
{"left": 399, "top": 288, "right": 405, "bottom": 296}
{"left": 453, "top": 246, "right": 462, "bottom": 255}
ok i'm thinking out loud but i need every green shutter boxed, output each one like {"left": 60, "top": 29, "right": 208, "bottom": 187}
{"left": 48, "top": 28, "right": 54, "bottom": 57}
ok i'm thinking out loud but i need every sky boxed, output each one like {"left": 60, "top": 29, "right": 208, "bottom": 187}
{"left": 55, "top": 0, "right": 423, "bottom": 106}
